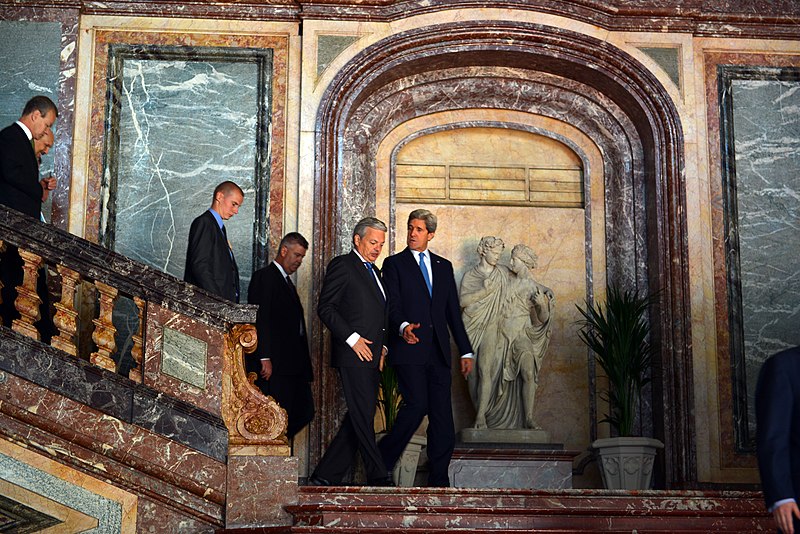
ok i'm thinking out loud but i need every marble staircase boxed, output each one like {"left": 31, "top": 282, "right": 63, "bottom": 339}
{"left": 220, "top": 486, "right": 772, "bottom": 533}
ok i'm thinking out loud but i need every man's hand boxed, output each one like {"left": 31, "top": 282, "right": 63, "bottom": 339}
{"left": 40, "top": 176, "right": 56, "bottom": 201}
{"left": 774, "top": 501, "right": 800, "bottom": 534}
{"left": 259, "top": 360, "right": 273, "bottom": 381}
{"left": 402, "top": 323, "right": 421, "bottom": 344}
{"left": 461, "top": 357, "right": 473, "bottom": 378}
{"left": 352, "top": 336, "right": 374, "bottom": 361}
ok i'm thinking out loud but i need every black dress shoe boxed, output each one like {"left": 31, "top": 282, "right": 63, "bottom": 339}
{"left": 308, "top": 474, "right": 332, "bottom": 486}
{"left": 368, "top": 476, "right": 395, "bottom": 487}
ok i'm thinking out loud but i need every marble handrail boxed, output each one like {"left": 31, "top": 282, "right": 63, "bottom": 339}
{"left": 0, "top": 205, "right": 289, "bottom": 454}
{"left": 0, "top": 205, "right": 255, "bottom": 329}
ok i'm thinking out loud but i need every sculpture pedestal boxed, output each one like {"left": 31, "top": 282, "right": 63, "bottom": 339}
{"left": 449, "top": 429, "right": 580, "bottom": 489}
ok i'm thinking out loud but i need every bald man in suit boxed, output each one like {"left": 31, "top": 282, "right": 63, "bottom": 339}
{"left": 184, "top": 181, "right": 243, "bottom": 303}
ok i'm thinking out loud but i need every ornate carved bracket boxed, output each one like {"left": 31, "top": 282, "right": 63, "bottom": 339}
{"left": 222, "top": 323, "right": 289, "bottom": 457}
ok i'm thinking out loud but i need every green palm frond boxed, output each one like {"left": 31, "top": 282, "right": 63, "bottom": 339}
{"left": 576, "top": 285, "right": 655, "bottom": 437}
{"left": 378, "top": 364, "right": 402, "bottom": 432}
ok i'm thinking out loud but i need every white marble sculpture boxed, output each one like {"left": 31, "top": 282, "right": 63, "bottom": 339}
{"left": 460, "top": 238, "right": 554, "bottom": 430}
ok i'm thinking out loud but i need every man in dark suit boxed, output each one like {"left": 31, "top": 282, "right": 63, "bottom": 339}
{"left": 0, "top": 95, "right": 58, "bottom": 335}
{"left": 310, "top": 217, "right": 392, "bottom": 486}
{"left": 248, "top": 232, "right": 314, "bottom": 439}
{"left": 184, "top": 181, "right": 243, "bottom": 303}
{"left": 756, "top": 346, "right": 800, "bottom": 534}
{"left": 378, "top": 208, "right": 474, "bottom": 487}
{"left": 0, "top": 95, "right": 58, "bottom": 219}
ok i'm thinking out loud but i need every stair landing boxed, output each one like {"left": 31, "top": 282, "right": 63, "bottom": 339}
{"left": 220, "top": 486, "right": 772, "bottom": 533}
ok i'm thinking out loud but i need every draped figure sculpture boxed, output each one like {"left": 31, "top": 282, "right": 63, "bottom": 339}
{"left": 460, "top": 239, "right": 554, "bottom": 430}
{"left": 502, "top": 244, "right": 554, "bottom": 429}
{"left": 459, "top": 237, "right": 508, "bottom": 429}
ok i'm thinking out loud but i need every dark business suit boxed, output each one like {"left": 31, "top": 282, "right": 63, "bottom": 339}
{"left": 314, "top": 250, "right": 388, "bottom": 483}
{"left": 756, "top": 346, "right": 800, "bottom": 532}
{"left": 184, "top": 210, "right": 240, "bottom": 303}
{"left": 0, "top": 122, "right": 53, "bottom": 340}
{"left": 248, "top": 262, "right": 314, "bottom": 438}
{"left": 378, "top": 247, "right": 473, "bottom": 486}
{"left": 0, "top": 122, "right": 42, "bottom": 219}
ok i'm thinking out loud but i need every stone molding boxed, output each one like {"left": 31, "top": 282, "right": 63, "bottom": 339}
{"left": 312, "top": 20, "right": 694, "bottom": 487}
{"left": 223, "top": 323, "right": 290, "bottom": 457}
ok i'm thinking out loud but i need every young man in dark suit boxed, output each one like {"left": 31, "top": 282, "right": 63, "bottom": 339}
{"left": 756, "top": 345, "right": 800, "bottom": 534}
{"left": 378, "top": 208, "right": 474, "bottom": 487}
{"left": 310, "top": 217, "right": 392, "bottom": 486}
{"left": 184, "top": 181, "right": 243, "bottom": 303}
{"left": 0, "top": 95, "right": 58, "bottom": 335}
{"left": 248, "top": 232, "right": 314, "bottom": 439}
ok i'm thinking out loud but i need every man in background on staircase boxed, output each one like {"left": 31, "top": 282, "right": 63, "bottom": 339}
{"left": 0, "top": 95, "right": 58, "bottom": 339}
{"left": 248, "top": 232, "right": 315, "bottom": 440}
{"left": 35, "top": 128, "right": 56, "bottom": 206}
{"left": 184, "top": 181, "right": 243, "bottom": 303}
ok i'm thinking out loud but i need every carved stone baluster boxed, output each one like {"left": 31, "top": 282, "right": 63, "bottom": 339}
{"left": 52, "top": 265, "right": 81, "bottom": 356}
{"left": 11, "top": 248, "right": 43, "bottom": 341}
{"left": 90, "top": 281, "right": 118, "bottom": 372}
{"left": 129, "top": 296, "right": 146, "bottom": 383}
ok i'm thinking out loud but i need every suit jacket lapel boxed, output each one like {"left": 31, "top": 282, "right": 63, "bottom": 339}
{"left": 351, "top": 251, "right": 385, "bottom": 305}
{"left": 272, "top": 262, "right": 305, "bottom": 329}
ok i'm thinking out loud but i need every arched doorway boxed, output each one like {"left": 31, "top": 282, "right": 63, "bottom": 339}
{"left": 311, "top": 21, "right": 693, "bottom": 488}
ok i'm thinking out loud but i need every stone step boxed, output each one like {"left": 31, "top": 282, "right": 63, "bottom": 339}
{"left": 281, "top": 486, "right": 771, "bottom": 533}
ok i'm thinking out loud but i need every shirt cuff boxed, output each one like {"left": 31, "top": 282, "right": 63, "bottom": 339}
{"left": 460, "top": 353, "right": 474, "bottom": 359}
{"left": 346, "top": 332, "right": 360, "bottom": 347}
{"left": 399, "top": 321, "right": 410, "bottom": 336}
{"left": 260, "top": 357, "right": 271, "bottom": 361}
{"left": 770, "top": 498, "right": 796, "bottom": 512}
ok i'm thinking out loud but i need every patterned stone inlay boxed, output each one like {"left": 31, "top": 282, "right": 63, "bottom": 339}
{"left": 161, "top": 325, "right": 208, "bottom": 389}
{"left": 0, "top": 452, "right": 123, "bottom": 532}
{"left": 730, "top": 77, "right": 800, "bottom": 443}
{"left": 317, "top": 34, "right": 360, "bottom": 78}
{"left": 637, "top": 46, "right": 681, "bottom": 91}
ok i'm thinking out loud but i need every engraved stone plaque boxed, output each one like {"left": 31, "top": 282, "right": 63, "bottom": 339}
{"left": 161, "top": 326, "right": 207, "bottom": 389}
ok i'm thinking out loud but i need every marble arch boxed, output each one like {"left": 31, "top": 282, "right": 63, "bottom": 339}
{"left": 311, "top": 20, "right": 693, "bottom": 487}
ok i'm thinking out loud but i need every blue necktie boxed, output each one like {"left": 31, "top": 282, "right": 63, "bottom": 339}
{"left": 419, "top": 252, "right": 432, "bottom": 296}
{"left": 364, "top": 262, "right": 385, "bottom": 301}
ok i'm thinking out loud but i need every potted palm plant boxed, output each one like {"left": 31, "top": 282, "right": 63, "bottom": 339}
{"left": 377, "top": 363, "right": 426, "bottom": 486}
{"left": 576, "top": 285, "right": 663, "bottom": 490}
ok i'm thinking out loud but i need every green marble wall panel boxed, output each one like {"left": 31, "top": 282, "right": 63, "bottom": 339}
{"left": 0, "top": 21, "right": 61, "bottom": 208}
{"left": 101, "top": 45, "right": 274, "bottom": 303}
{"left": 720, "top": 66, "right": 800, "bottom": 451}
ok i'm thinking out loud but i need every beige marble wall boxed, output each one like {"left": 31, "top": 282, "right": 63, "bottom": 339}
{"left": 61, "top": 4, "right": 800, "bottom": 487}
{"left": 373, "top": 115, "right": 606, "bottom": 453}
{"left": 299, "top": 8, "right": 798, "bottom": 486}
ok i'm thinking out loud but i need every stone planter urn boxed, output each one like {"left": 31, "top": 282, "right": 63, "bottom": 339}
{"left": 592, "top": 436, "right": 664, "bottom": 490}
{"left": 377, "top": 433, "right": 427, "bottom": 487}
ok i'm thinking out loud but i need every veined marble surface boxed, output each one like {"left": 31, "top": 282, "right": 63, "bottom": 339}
{"left": 0, "top": 452, "right": 123, "bottom": 533}
{"left": 107, "top": 50, "right": 271, "bottom": 302}
{"left": 0, "top": 20, "right": 62, "bottom": 221}
{"left": 732, "top": 78, "right": 800, "bottom": 440}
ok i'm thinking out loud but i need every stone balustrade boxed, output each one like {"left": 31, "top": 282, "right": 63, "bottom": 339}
{"left": 0, "top": 205, "right": 289, "bottom": 455}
